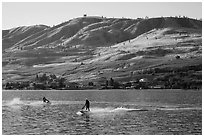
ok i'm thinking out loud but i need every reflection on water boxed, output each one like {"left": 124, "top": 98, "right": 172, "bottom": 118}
{"left": 2, "top": 90, "right": 202, "bottom": 135}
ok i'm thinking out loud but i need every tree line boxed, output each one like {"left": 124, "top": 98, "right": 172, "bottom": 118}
{"left": 3, "top": 64, "right": 201, "bottom": 90}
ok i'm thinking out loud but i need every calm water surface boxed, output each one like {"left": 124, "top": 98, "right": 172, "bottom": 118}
{"left": 2, "top": 89, "right": 202, "bottom": 135}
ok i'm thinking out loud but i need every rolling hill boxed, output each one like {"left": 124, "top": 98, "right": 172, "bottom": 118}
{"left": 2, "top": 16, "right": 202, "bottom": 89}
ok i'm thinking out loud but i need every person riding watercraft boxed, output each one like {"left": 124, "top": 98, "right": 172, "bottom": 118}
{"left": 82, "top": 98, "right": 90, "bottom": 111}
{"left": 43, "top": 97, "right": 50, "bottom": 104}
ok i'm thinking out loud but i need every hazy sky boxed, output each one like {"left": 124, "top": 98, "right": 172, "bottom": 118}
{"left": 2, "top": 2, "right": 202, "bottom": 29}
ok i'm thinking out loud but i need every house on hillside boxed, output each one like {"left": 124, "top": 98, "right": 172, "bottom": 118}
{"left": 139, "top": 78, "right": 148, "bottom": 82}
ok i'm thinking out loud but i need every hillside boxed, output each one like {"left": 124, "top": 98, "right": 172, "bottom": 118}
{"left": 2, "top": 16, "right": 202, "bottom": 89}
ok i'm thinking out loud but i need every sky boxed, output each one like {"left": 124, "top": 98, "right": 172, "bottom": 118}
{"left": 2, "top": 2, "right": 202, "bottom": 30}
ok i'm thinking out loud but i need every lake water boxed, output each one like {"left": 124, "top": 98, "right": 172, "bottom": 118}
{"left": 2, "top": 89, "right": 202, "bottom": 135}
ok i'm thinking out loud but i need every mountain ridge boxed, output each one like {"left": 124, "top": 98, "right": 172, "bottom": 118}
{"left": 3, "top": 16, "right": 201, "bottom": 51}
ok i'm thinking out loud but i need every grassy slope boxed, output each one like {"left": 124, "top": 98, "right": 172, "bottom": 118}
{"left": 2, "top": 17, "right": 202, "bottom": 85}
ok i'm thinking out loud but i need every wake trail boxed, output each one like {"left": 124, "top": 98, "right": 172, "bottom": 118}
{"left": 156, "top": 107, "right": 202, "bottom": 111}
{"left": 3, "top": 98, "right": 50, "bottom": 108}
{"left": 6, "top": 98, "right": 23, "bottom": 106}
{"left": 3, "top": 98, "right": 85, "bottom": 108}
{"left": 76, "top": 107, "right": 147, "bottom": 116}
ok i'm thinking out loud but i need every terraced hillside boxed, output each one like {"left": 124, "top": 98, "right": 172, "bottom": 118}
{"left": 2, "top": 16, "right": 202, "bottom": 89}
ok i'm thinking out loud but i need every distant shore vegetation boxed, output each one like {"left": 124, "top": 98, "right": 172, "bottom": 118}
{"left": 3, "top": 64, "right": 201, "bottom": 90}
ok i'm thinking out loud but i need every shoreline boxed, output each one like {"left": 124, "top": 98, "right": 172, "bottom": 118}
{"left": 2, "top": 89, "right": 201, "bottom": 92}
